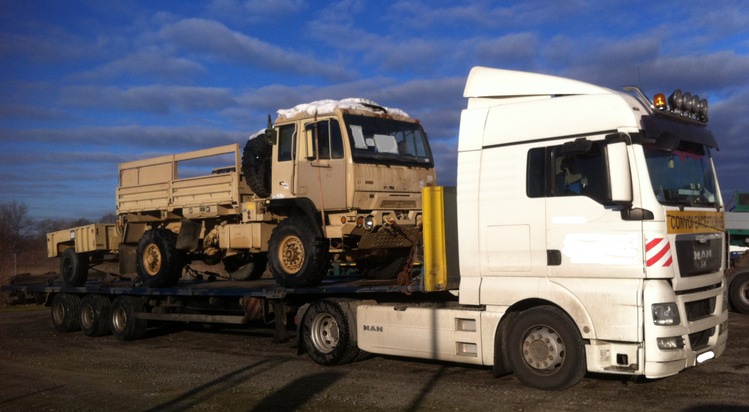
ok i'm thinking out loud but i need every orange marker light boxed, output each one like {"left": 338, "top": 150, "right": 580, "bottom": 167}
{"left": 653, "top": 93, "right": 667, "bottom": 109}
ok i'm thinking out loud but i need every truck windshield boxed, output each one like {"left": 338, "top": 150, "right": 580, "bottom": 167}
{"left": 644, "top": 140, "right": 718, "bottom": 208}
{"left": 343, "top": 114, "right": 434, "bottom": 168}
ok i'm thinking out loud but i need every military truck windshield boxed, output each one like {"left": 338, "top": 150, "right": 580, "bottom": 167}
{"left": 343, "top": 114, "right": 434, "bottom": 168}
{"left": 644, "top": 140, "right": 718, "bottom": 208}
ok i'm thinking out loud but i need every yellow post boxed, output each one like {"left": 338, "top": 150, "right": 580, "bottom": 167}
{"left": 422, "top": 186, "right": 447, "bottom": 291}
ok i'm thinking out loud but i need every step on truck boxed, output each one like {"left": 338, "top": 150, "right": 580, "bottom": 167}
{"left": 45, "top": 98, "right": 435, "bottom": 288}
{"left": 3, "top": 67, "right": 728, "bottom": 390}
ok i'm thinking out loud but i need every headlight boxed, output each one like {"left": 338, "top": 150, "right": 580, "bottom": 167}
{"left": 652, "top": 303, "right": 681, "bottom": 326}
{"left": 657, "top": 336, "right": 685, "bottom": 350}
{"left": 364, "top": 215, "right": 375, "bottom": 231}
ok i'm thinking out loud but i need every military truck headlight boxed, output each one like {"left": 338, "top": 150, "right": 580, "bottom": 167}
{"left": 364, "top": 215, "right": 375, "bottom": 231}
{"left": 652, "top": 303, "right": 680, "bottom": 326}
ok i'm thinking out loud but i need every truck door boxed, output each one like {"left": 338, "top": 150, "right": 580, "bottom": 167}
{"left": 296, "top": 118, "right": 347, "bottom": 210}
{"left": 271, "top": 123, "right": 297, "bottom": 199}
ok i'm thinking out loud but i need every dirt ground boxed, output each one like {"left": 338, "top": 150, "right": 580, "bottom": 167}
{"left": 0, "top": 303, "right": 748, "bottom": 412}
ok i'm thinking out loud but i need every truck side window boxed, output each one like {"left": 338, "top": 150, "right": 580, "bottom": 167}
{"left": 277, "top": 124, "right": 295, "bottom": 162}
{"left": 526, "top": 142, "right": 609, "bottom": 204}
{"left": 306, "top": 120, "right": 344, "bottom": 160}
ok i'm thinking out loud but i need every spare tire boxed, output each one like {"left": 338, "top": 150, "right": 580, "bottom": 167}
{"left": 243, "top": 136, "right": 272, "bottom": 198}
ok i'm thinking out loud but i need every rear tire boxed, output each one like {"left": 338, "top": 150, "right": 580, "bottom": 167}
{"left": 60, "top": 248, "right": 88, "bottom": 286}
{"left": 729, "top": 273, "right": 749, "bottom": 314}
{"left": 507, "top": 306, "right": 586, "bottom": 390}
{"left": 268, "top": 217, "right": 329, "bottom": 287}
{"left": 111, "top": 296, "right": 148, "bottom": 341}
{"left": 50, "top": 294, "right": 81, "bottom": 333}
{"left": 224, "top": 253, "right": 268, "bottom": 281}
{"left": 80, "top": 295, "right": 112, "bottom": 337}
{"left": 136, "top": 229, "right": 185, "bottom": 287}
{"left": 302, "top": 299, "right": 361, "bottom": 365}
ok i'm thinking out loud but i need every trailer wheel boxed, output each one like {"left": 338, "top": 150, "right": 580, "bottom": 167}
{"left": 729, "top": 273, "right": 749, "bottom": 314}
{"left": 242, "top": 136, "right": 272, "bottom": 198}
{"left": 50, "top": 294, "right": 81, "bottom": 333}
{"left": 80, "top": 295, "right": 112, "bottom": 337}
{"left": 268, "top": 216, "right": 330, "bottom": 287}
{"left": 224, "top": 253, "right": 268, "bottom": 281}
{"left": 302, "top": 300, "right": 360, "bottom": 365}
{"left": 60, "top": 248, "right": 88, "bottom": 286}
{"left": 111, "top": 296, "right": 147, "bottom": 341}
{"left": 507, "top": 306, "right": 586, "bottom": 390}
{"left": 136, "top": 229, "right": 185, "bottom": 287}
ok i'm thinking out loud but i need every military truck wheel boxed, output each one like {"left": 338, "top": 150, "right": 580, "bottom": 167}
{"left": 507, "top": 306, "right": 586, "bottom": 390}
{"left": 242, "top": 136, "right": 272, "bottom": 198}
{"left": 50, "top": 293, "right": 82, "bottom": 333}
{"left": 729, "top": 273, "right": 749, "bottom": 314}
{"left": 224, "top": 253, "right": 268, "bottom": 281}
{"left": 80, "top": 294, "right": 112, "bottom": 337}
{"left": 111, "top": 296, "right": 147, "bottom": 341}
{"left": 60, "top": 248, "right": 88, "bottom": 286}
{"left": 302, "top": 299, "right": 361, "bottom": 365}
{"left": 268, "top": 216, "right": 329, "bottom": 287}
{"left": 136, "top": 229, "right": 185, "bottom": 288}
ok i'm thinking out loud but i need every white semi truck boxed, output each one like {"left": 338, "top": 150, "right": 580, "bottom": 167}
{"left": 3, "top": 67, "right": 728, "bottom": 390}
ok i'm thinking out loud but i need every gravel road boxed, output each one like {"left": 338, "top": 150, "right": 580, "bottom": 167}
{"left": 1, "top": 306, "right": 748, "bottom": 412}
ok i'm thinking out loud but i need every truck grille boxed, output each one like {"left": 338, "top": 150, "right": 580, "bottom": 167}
{"left": 689, "top": 327, "right": 715, "bottom": 351}
{"left": 684, "top": 297, "right": 715, "bottom": 322}
{"left": 674, "top": 233, "right": 721, "bottom": 277}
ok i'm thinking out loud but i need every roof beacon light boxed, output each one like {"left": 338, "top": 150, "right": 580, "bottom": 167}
{"left": 653, "top": 93, "right": 667, "bottom": 110}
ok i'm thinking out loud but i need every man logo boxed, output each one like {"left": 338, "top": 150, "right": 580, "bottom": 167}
{"left": 363, "top": 325, "right": 384, "bottom": 332}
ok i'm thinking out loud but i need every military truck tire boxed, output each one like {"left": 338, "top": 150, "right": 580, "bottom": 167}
{"left": 51, "top": 293, "right": 82, "bottom": 333}
{"left": 224, "top": 253, "right": 268, "bottom": 281}
{"left": 507, "top": 306, "right": 586, "bottom": 390}
{"left": 111, "top": 296, "right": 148, "bottom": 341}
{"left": 729, "top": 272, "right": 749, "bottom": 314}
{"left": 268, "top": 216, "right": 330, "bottom": 287}
{"left": 136, "top": 229, "right": 185, "bottom": 288}
{"left": 61, "top": 248, "right": 88, "bottom": 286}
{"left": 302, "top": 299, "right": 361, "bottom": 365}
{"left": 80, "top": 294, "right": 112, "bottom": 337}
{"left": 242, "top": 137, "right": 272, "bottom": 198}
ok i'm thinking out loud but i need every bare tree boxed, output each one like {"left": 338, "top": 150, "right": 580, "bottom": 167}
{"left": 0, "top": 201, "right": 34, "bottom": 254}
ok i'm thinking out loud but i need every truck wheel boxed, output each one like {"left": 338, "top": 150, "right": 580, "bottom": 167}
{"left": 111, "top": 296, "right": 147, "bottom": 341}
{"left": 224, "top": 253, "right": 268, "bottom": 281}
{"left": 729, "top": 273, "right": 749, "bottom": 314}
{"left": 80, "top": 295, "right": 112, "bottom": 337}
{"left": 242, "top": 136, "right": 272, "bottom": 198}
{"left": 51, "top": 294, "right": 82, "bottom": 333}
{"left": 60, "top": 248, "right": 88, "bottom": 286}
{"left": 302, "top": 299, "right": 360, "bottom": 365}
{"left": 507, "top": 306, "right": 586, "bottom": 390}
{"left": 268, "top": 216, "right": 330, "bottom": 287}
{"left": 136, "top": 229, "right": 185, "bottom": 288}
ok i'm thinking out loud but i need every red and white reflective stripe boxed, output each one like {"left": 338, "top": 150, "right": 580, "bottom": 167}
{"left": 646, "top": 238, "right": 672, "bottom": 267}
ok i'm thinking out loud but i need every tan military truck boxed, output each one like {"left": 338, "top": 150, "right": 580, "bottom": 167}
{"left": 47, "top": 98, "right": 436, "bottom": 288}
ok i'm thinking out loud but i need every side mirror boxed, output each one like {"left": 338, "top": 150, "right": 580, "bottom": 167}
{"left": 264, "top": 115, "right": 277, "bottom": 145}
{"left": 304, "top": 128, "right": 315, "bottom": 160}
{"left": 606, "top": 141, "right": 632, "bottom": 205}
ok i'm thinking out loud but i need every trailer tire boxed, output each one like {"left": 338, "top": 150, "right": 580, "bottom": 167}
{"left": 136, "top": 229, "right": 185, "bottom": 288}
{"left": 60, "top": 248, "right": 88, "bottom": 286}
{"left": 224, "top": 253, "right": 268, "bottom": 281}
{"left": 268, "top": 216, "right": 330, "bottom": 287}
{"left": 302, "top": 299, "right": 360, "bottom": 365}
{"left": 507, "top": 306, "right": 586, "bottom": 390}
{"left": 242, "top": 136, "right": 272, "bottom": 198}
{"left": 80, "top": 295, "right": 112, "bottom": 337}
{"left": 729, "top": 273, "right": 749, "bottom": 314}
{"left": 51, "top": 293, "right": 82, "bottom": 333}
{"left": 111, "top": 296, "right": 147, "bottom": 341}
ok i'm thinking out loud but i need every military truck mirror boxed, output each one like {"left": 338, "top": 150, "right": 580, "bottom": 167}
{"left": 265, "top": 115, "right": 277, "bottom": 144}
{"left": 304, "top": 128, "right": 316, "bottom": 160}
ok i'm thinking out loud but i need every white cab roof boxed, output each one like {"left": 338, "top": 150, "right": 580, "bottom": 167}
{"left": 464, "top": 66, "right": 610, "bottom": 98}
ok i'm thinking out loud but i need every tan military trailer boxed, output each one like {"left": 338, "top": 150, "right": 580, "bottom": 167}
{"left": 47, "top": 98, "right": 436, "bottom": 288}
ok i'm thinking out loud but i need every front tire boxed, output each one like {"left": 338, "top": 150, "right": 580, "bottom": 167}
{"left": 136, "top": 229, "right": 185, "bottom": 288}
{"left": 80, "top": 294, "right": 112, "bottom": 337}
{"left": 268, "top": 217, "right": 329, "bottom": 287}
{"left": 60, "top": 248, "right": 88, "bottom": 286}
{"left": 507, "top": 306, "right": 586, "bottom": 390}
{"left": 302, "top": 299, "right": 361, "bottom": 365}
{"left": 111, "top": 296, "right": 148, "bottom": 341}
{"left": 730, "top": 273, "right": 749, "bottom": 314}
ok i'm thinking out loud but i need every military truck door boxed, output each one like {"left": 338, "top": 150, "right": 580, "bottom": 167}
{"left": 271, "top": 123, "right": 297, "bottom": 199}
{"left": 296, "top": 118, "right": 347, "bottom": 210}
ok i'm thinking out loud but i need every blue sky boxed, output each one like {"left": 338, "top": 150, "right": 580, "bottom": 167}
{"left": 1, "top": 0, "right": 748, "bottom": 221}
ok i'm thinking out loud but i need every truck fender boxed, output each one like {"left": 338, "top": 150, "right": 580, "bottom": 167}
{"left": 265, "top": 198, "right": 324, "bottom": 238}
